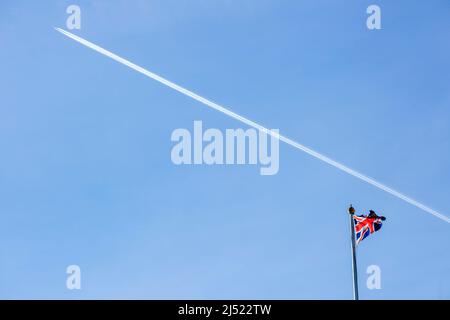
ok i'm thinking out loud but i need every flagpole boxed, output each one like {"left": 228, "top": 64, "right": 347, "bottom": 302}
{"left": 348, "top": 205, "right": 359, "bottom": 300}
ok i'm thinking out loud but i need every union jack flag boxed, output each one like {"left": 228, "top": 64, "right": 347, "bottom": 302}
{"left": 354, "top": 214, "right": 383, "bottom": 245}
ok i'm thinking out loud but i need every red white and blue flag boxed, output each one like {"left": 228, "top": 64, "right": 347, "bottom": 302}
{"left": 354, "top": 214, "right": 384, "bottom": 245}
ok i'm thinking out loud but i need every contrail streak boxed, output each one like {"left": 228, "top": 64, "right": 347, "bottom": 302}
{"left": 55, "top": 27, "right": 450, "bottom": 224}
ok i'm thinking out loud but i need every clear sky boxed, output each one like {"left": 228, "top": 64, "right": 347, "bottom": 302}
{"left": 1, "top": 0, "right": 449, "bottom": 299}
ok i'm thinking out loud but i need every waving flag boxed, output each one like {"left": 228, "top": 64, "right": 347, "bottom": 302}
{"left": 354, "top": 211, "right": 385, "bottom": 245}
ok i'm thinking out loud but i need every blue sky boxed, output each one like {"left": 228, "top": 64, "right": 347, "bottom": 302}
{"left": 1, "top": 0, "right": 450, "bottom": 299}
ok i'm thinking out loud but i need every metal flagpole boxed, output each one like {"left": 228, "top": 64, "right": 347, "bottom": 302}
{"left": 348, "top": 205, "right": 359, "bottom": 300}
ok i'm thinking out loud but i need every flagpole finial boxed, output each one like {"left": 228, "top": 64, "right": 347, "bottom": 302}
{"left": 348, "top": 205, "right": 355, "bottom": 215}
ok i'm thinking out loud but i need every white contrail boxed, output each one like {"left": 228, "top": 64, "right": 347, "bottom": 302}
{"left": 55, "top": 27, "right": 450, "bottom": 224}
